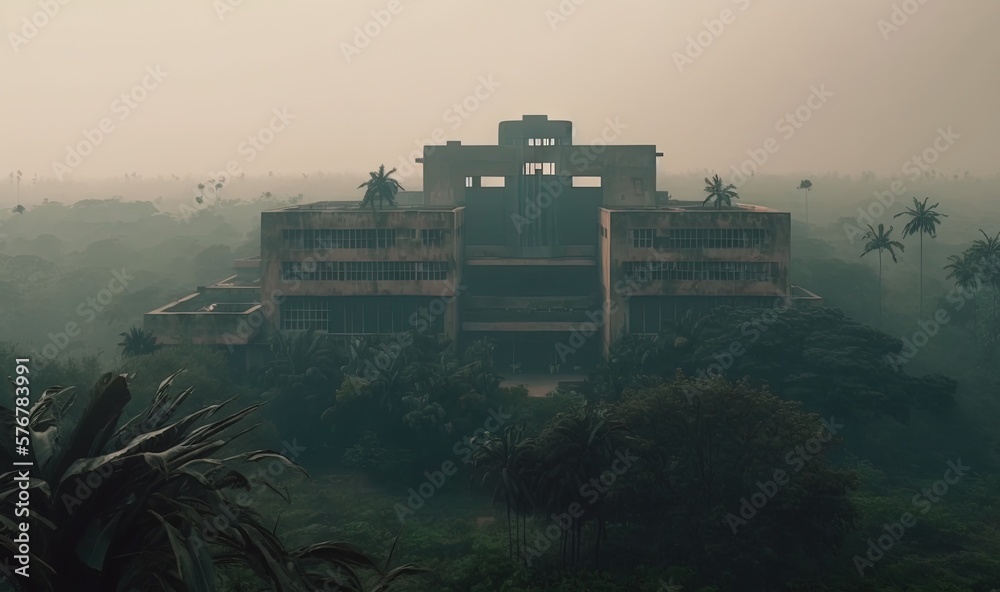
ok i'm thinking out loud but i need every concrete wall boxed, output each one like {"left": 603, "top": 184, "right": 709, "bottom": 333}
{"left": 461, "top": 183, "right": 601, "bottom": 257}
{"left": 598, "top": 209, "right": 617, "bottom": 356}
{"left": 602, "top": 207, "right": 791, "bottom": 338}
{"left": 421, "top": 144, "right": 659, "bottom": 209}
{"left": 144, "top": 304, "right": 263, "bottom": 345}
{"left": 259, "top": 207, "right": 463, "bottom": 341}
{"left": 498, "top": 115, "right": 572, "bottom": 145}
{"left": 261, "top": 208, "right": 462, "bottom": 297}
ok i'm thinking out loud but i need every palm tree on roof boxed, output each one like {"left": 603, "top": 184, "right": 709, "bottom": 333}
{"left": 359, "top": 165, "right": 404, "bottom": 213}
{"left": 702, "top": 174, "right": 739, "bottom": 209}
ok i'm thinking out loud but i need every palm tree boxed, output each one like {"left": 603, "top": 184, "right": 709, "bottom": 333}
{"left": 861, "top": 223, "right": 905, "bottom": 328}
{"left": 359, "top": 165, "right": 404, "bottom": 213}
{"left": 15, "top": 170, "right": 22, "bottom": 211}
{"left": 968, "top": 229, "right": 1000, "bottom": 323}
{"left": 196, "top": 183, "right": 205, "bottom": 204}
{"left": 0, "top": 372, "right": 424, "bottom": 591}
{"left": 470, "top": 425, "right": 535, "bottom": 561}
{"left": 12, "top": 204, "right": 25, "bottom": 214}
{"left": 702, "top": 174, "right": 739, "bottom": 209}
{"left": 893, "top": 197, "right": 947, "bottom": 318}
{"left": 118, "top": 325, "right": 158, "bottom": 358}
{"left": 797, "top": 179, "right": 813, "bottom": 223}
{"left": 534, "top": 406, "right": 627, "bottom": 568}
{"left": 944, "top": 252, "right": 979, "bottom": 332}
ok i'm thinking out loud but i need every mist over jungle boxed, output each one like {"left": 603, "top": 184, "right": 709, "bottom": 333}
{"left": 2, "top": 169, "right": 999, "bottom": 591}
{"left": 3, "top": 1, "right": 1000, "bottom": 590}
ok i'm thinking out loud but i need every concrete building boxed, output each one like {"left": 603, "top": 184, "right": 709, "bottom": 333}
{"left": 145, "top": 115, "right": 820, "bottom": 374}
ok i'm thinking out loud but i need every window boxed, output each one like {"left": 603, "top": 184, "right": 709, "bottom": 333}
{"left": 631, "top": 228, "right": 655, "bottom": 248}
{"left": 281, "top": 261, "right": 448, "bottom": 281}
{"left": 523, "top": 162, "right": 556, "bottom": 175}
{"left": 481, "top": 176, "right": 506, "bottom": 187}
{"left": 572, "top": 176, "right": 602, "bottom": 187}
{"left": 629, "top": 298, "right": 662, "bottom": 334}
{"left": 632, "top": 177, "right": 644, "bottom": 195}
{"left": 526, "top": 138, "right": 556, "bottom": 146}
{"left": 465, "top": 176, "right": 473, "bottom": 188}
{"left": 421, "top": 229, "right": 446, "bottom": 246}
{"left": 328, "top": 297, "right": 446, "bottom": 334}
{"left": 623, "top": 261, "right": 777, "bottom": 282}
{"left": 282, "top": 228, "right": 405, "bottom": 249}
{"left": 281, "top": 297, "right": 328, "bottom": 331}
{"left": 656, "top": 228, "right": 770, "bottom": 249}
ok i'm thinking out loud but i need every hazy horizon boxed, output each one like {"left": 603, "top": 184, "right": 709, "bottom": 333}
{"left": 4, "top": 0, "right": 999, "bottom": 184}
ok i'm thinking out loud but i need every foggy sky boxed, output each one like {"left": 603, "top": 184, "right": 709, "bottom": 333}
{"left": 4, "top": 0, "right": 999, "bottom": 183}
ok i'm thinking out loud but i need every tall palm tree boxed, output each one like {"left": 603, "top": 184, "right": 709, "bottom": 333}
{"left": 359, "top": 165, "right": 404, "bottom": 213}
{"left": 470, "top": 425, "right": 535, "bottom": 561}
{"left": 968, "top": 229, "right": 1000, "bottom": 323}
{"left": 893, "top": 197, "right": 947, "bottom": 318}
{"left": 861, "top": 223, "right": 905, "bottom": 328}
{"left": 797, "top": 179, "right": 813, "bottom": 223}
{"left": 535, "top": 406, "right": 627, "bottom": 569}
{"left": 944, "top": 252, "right": 979, "bottom": 332}
{"left": 118, "top": 325, "right": 159, "bottom": 358}
{"left": 702, "top": 174, "right": 739, "bottom": 209}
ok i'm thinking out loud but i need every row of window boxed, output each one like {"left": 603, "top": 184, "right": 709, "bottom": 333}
{"left": 624, "top": 261, "right": 778, "bottom": 282}
{"left": 282, "top": 228, "right": 448, "bottom": 249}
{"left": 281, "top": 261, "right": 449, "bottom": 281}
{"left": 466, "top": 176, "right": 607, "bottom": 188}
{"left": 631, "top": 228, "right": 770, "bottom": 249}
{"left": 422, "top": 229, "right": 446, "bottom": 246}
{"left": 281, "top": 296, "right": 445, "bottom": 333}
{"left": 514, "top": 137, "right": 565, "bottom": 146}
{"left": 524, "top": 162, "right": 558, "bottom": 175}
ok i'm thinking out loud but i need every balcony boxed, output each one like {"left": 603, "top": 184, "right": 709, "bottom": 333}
{"left": 144, "top": 293, "right": 264, "bottom": 345}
